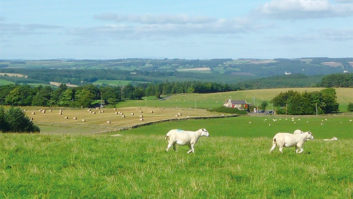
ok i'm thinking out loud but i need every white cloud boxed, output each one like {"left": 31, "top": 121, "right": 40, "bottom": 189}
{"left": 321, "top": 29, "right": 353, "bottom": 41}
{"left": 259, "top": 0, "right": 353, "bottom": 19}
{"left": 73, "top": 14, "right": 265, "bottom": 41}
{"left": 0, "top": 23, "right": 62, "bottom": 36}
{"left": 95, "top": 14, "right": 217, "bottom": 24}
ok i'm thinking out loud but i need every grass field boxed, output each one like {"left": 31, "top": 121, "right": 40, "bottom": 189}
{"left": 117, "top": 87, "right": 353, "bottom": 112}
{"left": 93, "top": 80, "right": 146, "bottom": 86}
{"left": 120, "top": 115, "right": 353, "bottom": 139}
{"left": 0, "top": 79, "right": 14, "bottom": 86}
{"left": 23, "top": 107, "right": 226, "bottom": 134}
{"left": 1, "top": 119, "right": 353, "bottom": 198}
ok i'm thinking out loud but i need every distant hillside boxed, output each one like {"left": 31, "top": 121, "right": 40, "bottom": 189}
{"left": 320, "top": 73, "right": 353, "bottom": 87}
{"left": 236, "top": 74, "right": 322, "bottom": 89}
{"left": 0, "top": 57, "right": 351, "bottom": 85}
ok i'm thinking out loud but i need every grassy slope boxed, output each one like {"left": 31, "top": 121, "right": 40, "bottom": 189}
{"left": 117, "top": 88, "right": 353, "bottom": 112}
{"left": 1, "top": 133, "right": 352, "bottom": 198}
{"left": 0, "top": 79, "right": 14, "bottom": 86}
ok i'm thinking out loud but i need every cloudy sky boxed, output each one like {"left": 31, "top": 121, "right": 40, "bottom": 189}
{"left": 1, "top": 0, "right": 353, "bottom": 59}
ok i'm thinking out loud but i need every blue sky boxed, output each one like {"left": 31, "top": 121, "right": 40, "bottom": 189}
{"left": 1, "top": 0, "right": 353, "bottom": 59}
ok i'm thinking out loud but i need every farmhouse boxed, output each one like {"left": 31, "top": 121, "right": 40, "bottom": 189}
{"left": 223, "top": 99, "right": 249, "bottom": 110}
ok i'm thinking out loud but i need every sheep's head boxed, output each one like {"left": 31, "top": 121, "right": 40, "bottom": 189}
{"left": 304, "top": 131, "right": 314, "bottom": 140}
{"left": 200, "top": 128, "right": 209, "bottom": 137}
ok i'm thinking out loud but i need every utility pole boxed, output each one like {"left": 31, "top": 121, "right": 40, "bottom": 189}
{"left": 315, "top": 103, "right": 318, "bottom": 116}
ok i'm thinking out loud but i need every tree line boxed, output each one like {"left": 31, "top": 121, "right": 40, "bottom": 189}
{"left": 0, "top": 82, "right": 238, "bottom": 107}
{"left": 320, "top": 73, "right": 353, "bottom": 87}
{"left": 271, "top": 88, "right": 339, "bottom": 115}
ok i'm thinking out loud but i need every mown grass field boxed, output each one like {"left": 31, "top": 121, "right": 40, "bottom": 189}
{"left": 0, "top": 79, "right": 14, "bottom": 86}
{"left": 23, "top": 107, "right": 226, "bottom": 134}
{"left": 1, "top": 117, "right": 353, "bottom": 198}
{"left": 117, "top": 87, "right": 353, "bottom": 112}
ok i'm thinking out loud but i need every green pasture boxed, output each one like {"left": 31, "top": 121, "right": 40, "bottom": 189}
{"left": 1, "top": 131, "right": 353, "bottom": 198}
{"left": 0, "top": 79, "right": 14, "bottom": 86}
{"left": 117, "top": 87, "right": 353, "bottom": 112}
{"left": 123, "top": 115, "right": 353, "bottom": 139}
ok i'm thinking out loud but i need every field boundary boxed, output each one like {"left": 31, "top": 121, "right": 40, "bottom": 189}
{"left": 110, "top": 114, "right": 239, "bottom": 133}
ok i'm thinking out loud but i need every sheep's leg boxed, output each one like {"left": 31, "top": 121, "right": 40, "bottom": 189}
{"left": 187, "top": 144, "right": 193, "bottom": 154}
{"left": 279, "top": 146, "right": 283, "bottom": 153}
{"left": 190, "top": 143, "right": 195, "bottom": 153}
{"left": 166, "top": 142, "right": 173, "bottom": 152}
{"left": 297, "top": 148, "right": 304, "bottom": 154}
{"left": 270, "top": 144, "right": 276, "bottom": 153}
{"left": 173, "top": 143, "right": 176, "bottom": 151}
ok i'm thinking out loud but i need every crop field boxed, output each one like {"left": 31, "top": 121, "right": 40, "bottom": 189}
{"left": 23, "top": 107, "right": 226, "bottom": 134}
{"left": 117, "top": 87, "right": 353, "bottom": 112}
{"left": 1, "top": 115, "right": 353, "bottom": 198}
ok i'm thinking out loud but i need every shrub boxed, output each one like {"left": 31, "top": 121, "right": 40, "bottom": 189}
{"left": 209, "top": 106, "right": 247, "bottom": 115}
{"left": 348, "top": 103, "right": 353, "bottom": 112}
{"left": 2, "top": 107, "right": 40, "bottom": 133}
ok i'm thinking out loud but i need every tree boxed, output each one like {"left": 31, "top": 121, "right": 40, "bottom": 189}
{"left": 260, "top": 101, "right": 268, "bottom": 111}
{"left": 75, "top": 89, "right": 95, "bottom": 107}
{"left": 4, "top": 107, "right": 40, "bottom": 132}
{"left": 0, "top": 107, "right": 8, "bottom": 132}
{"left": 347, "top": 103, "right": 353, "bottom": 112}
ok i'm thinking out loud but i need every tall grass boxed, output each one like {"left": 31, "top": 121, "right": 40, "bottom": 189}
{"left": 0, "top": 134, "right": 352, "bottom": 198}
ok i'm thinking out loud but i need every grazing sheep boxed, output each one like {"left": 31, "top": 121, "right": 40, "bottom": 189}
{"left": 165, "top": 128, "right": 210, "bottom": 154}
{"left": 64, "top": 116, "right": 68, "bottom": 119}
{"left": 131, "top": 113, "right": 134, "bottom": 116}
{"left": 81, "top": 119, "right": 86, "bottom": 122}
{"left": 122, "top": 115, "right": 125, "bottom": 118}
{"left": 323, "top": 137, "right": 338, "bottom": 141}
{"left": 115, "top": 112, "right": 118, "bottom": 115}
{"left": 106, "top": 120, "right": 111, "bottom": 124}
{"left": 73, "top": 117, "right": 77, "bottom": 120}
{"left": 140, "top": 118, "right": 144, "bottom": 121}
{"left": 151, "top": 110, "right": 154, "bottom": 113}
{"left": 293, "top": 129, "right": 303, "bottom": 135}
{"left": 30, "top": 117, "right": 34, "bottom": 121}
{"left": 32, "top": 112, "right": 36, "bottom": 115}
{"left": 114, "top": 108, "right": 117, "bottom": 111}
{"left": 270, "top": 131, "right": 314, "bottom": 153}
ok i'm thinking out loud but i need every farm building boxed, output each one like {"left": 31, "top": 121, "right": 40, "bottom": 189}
{"left": 223, "top": 99, "right": 249, "bottom": 110}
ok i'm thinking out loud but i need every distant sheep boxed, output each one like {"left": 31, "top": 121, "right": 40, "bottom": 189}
{"left": 81, "top": 119, "right": 86, "bottom": 122}
{"left": 106, "top": 120, "right": 111, "bottom": 124}
{"left": 323, "top": 137, "right": 338, "bottom": 141}
{"left": 270, "top": 131, "right": 314, "bottom": 153}
{"left": 140, "top": 118, "right": 144, "bottom": 121}
{"left": 73, "top": 117, "right": 77, "bottom": 120}
{"left": 131, "top": 113, "right": 134, "bottom": 116}
{"left": 64, "top": 116, "right": 68, "bottom": 119}
{"left": 165, "top": 128, "right": 209, "bottom": 153}
{"left": 32, "top": 112, "right": 36, "bottom": 115}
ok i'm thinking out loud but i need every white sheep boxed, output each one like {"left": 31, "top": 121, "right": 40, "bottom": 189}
{"left": 165, "top": 128, "right": 209, "bottom": 153}
{"left": 323, "top": 137, "right": 338, "bottom": 141}
{"left": 270, "top": 131, "right": 314, "bottom": 153}
{"left": 293, "top": 129, "right": 303, "bottom": 135}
